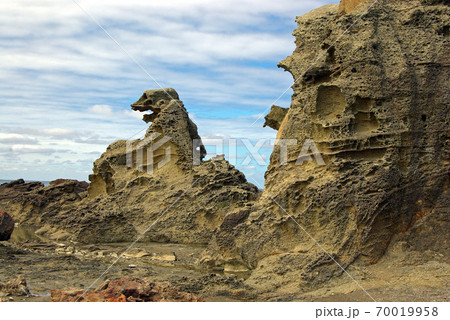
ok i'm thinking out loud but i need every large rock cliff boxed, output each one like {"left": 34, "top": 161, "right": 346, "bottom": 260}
{"left": 202, "top": 0, "right": 449, "bottom": 290}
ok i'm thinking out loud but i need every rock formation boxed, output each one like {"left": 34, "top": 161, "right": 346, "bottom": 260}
{"left": 74, "top": 88, "right": 258, "bottom": 244}
{"left": 202, "top": 0, "right": 450, "bottom": 291}
{"left": 0, "top": 211, "right": 14, "bottom": 241}
{"left": 88, "top": 88, "right": 206, "bottom": 198}
{"left": 0, "top": 179, "right": 89, "bottom": 241}
{"left": 0, "top": 90, "right": 258, "bottom": 244}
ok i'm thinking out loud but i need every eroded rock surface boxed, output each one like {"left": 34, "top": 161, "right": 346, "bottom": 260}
{"left": 0, "top": 179, "right": 88, "bottom": 241}
{"left": 202, "top": 0, "right": 450, "bottom": 291}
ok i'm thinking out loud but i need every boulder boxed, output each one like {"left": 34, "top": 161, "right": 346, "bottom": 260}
{"left": 0, "top": 211, "right": 14, "bottom": 241}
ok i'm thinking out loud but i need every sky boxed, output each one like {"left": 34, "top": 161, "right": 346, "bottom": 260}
{"left": 0, "top": 0, "right": 338, "bottom": 186}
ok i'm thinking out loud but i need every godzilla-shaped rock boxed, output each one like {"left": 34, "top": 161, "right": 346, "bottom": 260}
{"left": 0, "top": 90, "right": 258, "bottom": 244}
{"left": 202, "top": 0, "right": 450, "bottom": 289}
{"left": 89, "top": 89, "right": 206, "bottom": 197}
{"left": 76, "top": 89, "right": 258, "bottom": 244}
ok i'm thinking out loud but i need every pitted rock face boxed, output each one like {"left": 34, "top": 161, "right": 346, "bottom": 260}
{"left": 131, "top": 88, "right": 180, "bottom": 123}
{"left": 203, "top": 0, "right": 450, "bottom": 289}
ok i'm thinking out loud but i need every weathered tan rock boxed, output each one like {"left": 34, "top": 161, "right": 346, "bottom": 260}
{"left": 338, "top": 0, "right": 370, "bottom": 14}
{"left": 203, "top": 0, "right": 450, "bottom": 290}
{"left": 0, "top": 179, "right": 88, "bottom": 241}
{"left": 263, "top": 105, "right": 289, "bottom": 131}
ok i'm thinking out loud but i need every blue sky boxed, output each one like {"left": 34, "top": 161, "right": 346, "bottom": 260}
{"left": 0, "top": 0, "right": 338, "bottom": 186}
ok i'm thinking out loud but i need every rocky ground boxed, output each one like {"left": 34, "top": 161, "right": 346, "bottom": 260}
{"left": 0, "top": 225, "right": 448, "bottom": 302}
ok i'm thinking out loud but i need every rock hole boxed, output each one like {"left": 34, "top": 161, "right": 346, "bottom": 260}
{"left": 315, "top": 86, "right": 347, "bottom": 122}
{"left": 444, "top": 25, "right": 450, "bottom": 36}
{"left": 326, "top": 46, "right": 336, "bottom": 64}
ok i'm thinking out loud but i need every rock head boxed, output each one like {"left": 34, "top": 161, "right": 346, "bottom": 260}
{"left": 131, "top": 88, "right": 179, "bottom": 123}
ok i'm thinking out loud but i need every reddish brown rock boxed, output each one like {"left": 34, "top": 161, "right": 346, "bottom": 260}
{"left": 0, "top": 211, "right": 14, "bottom": 241}
{"left": 51, "top": 277, "right": 204, "bottom": 302}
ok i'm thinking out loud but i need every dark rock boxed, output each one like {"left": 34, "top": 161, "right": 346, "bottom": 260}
{"left": 0, "top": 211, "right": 14, "bottom": 241}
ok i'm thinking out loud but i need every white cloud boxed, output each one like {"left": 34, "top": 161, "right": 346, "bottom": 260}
{"left": 11, "top": 128, "right": 77, "bottom": 139}
{"left": 90, "top": 104, "right": 113, "bottom": 116}
{"left": 0, "top": 133, "right": 37, "bottom": 144}
{"left": 40, "top": 128, "right": 77, "bottom": 137}
{"left": 123, "top": 110, "right": 144, "bottom": 120}
{"left": 10, "top": 145, "right": 57, "bottom": 154}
